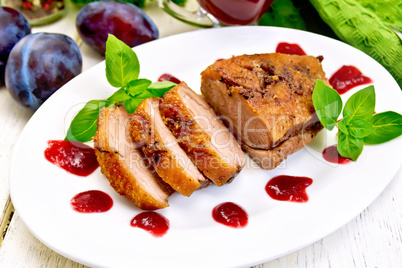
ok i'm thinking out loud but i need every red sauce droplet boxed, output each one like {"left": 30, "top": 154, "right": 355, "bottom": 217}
{"left": 131, "top": 212, "right": 169, "bottom": 237}
{"left": 322, "top": 145, "right": 353, "bottom": 164}
{"left": 44, "top": 140, "right": 99, "bottom": 176}
{"left": 158, "top": 73, "right": 181, "bottom": 84}
{"left": 276, "top": 42, "right": 306, "bottom": 55}
{"left": 212, "top": 202, "right": 248, "bottom": 228}
{"left": 329, "top": 65, "right": 372, "bottom": 94}
{"left": 71, "top": 190, "right": 113, "bottom": 213}
{"left": 266, "top": 175, "right": 313, "bottom": 202}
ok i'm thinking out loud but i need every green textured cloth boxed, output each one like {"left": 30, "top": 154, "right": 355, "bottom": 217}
{"left": 309, "top": 0, "right": 402, "bottom": 89}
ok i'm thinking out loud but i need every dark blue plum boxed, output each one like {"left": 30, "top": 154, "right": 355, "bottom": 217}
{"left": 5, "top": 33, "right": 82, "bottom": 110}
{"left": 76, "top": 1, "right": 158, "bottom": 55}
{"left": 0, "top": 7, "right": 31, "bottom": 87}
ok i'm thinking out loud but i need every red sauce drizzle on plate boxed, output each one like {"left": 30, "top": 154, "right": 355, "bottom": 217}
{"left": 266, "top": 175, "right": 313, "bottom": 202}
{"left": 158, "top": 73, "right": 181, "bottom": 84}
{"left": 212, "top": 202, "right": 248, "bottom": 228}
{"left": 329, "top": 65, "right": 372, "bottom": 94}
{"left": 131, "top": 212, "right": 169, "bottom": 237}
{"left": 276, "top": 42, "right": 306, "bottom": 55}
{"left": 44, "top": 140, "right": 99, "bottom": 176}
{"left": 71, "top": 190, "right": 113, "bottom": 213}
{"left": 322, "top": 145, "right": 353, "bottom": 164}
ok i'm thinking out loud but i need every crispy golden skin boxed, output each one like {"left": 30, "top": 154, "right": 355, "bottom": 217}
{"left": 94, "top": 106, "right": 174, "bottom": 210}
{"left": 160, "top": 82, "right": 245, "bottom": 186}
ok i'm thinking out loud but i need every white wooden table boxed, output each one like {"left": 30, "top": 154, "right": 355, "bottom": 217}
{"left": 0, "top": 2, "right": 401, "bottom": 267}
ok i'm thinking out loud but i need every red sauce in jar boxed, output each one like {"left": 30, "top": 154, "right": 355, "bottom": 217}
{"left": 71, "top": 190, "right": 113, "bottom": 213}
{"left": 265, "top": 175, "right": 313, "bottom": 202}
{"left": 44, "top": 140, "right": 99, "bottom": 176}
{"left": 158, "top": 73, "right": 181, "bottom": 84}
{"left": 212, "top": 202, "right": 248, "bottom": 228}
{"left": 329, "top": 65, "right": 372, "bottom": 94}
{"left": 131, "top": 212, "right": 169, "bottom": 237}
{"left": 276, "top": 42, "right": 306, "bottom": 56}
{"left": 322, "top": 145, "right": 353, "bottom": 164}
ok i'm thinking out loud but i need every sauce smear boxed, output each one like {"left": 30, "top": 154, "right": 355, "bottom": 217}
{"left": 322, "top": 145, "right": 353, "bottom": 164}
{"left": 44, "top": 140, "right": 98, "bottom": 176}
{"left": 266, "top": 175, "right": 313, "bottom": 202}
{"left": 158, "top": 73, "right": 181, "bottom": 84}
{"left": 212, "top": 202, "right": 248, "bottom": 228}
{"left": 71, "top": 190, "right": 113, "bottom": 213}
{"left": 276, "top": 42, "right": 306, "bottom": 56}
{"left": 329, "top": 65, "right": 372, "bottom": 94}
{"left": 131, "top": 212, "right": 169, "bottom": 237}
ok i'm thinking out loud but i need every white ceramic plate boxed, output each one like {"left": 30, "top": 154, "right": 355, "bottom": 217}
{"left": 10, "top": 26, "right": 402, "bottom": 268}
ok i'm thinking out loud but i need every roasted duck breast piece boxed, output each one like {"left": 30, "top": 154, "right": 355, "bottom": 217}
{"left": 200, "top": 53, "right": 325, "bottom": 169}
{"left": 243, "top": 122, "right": 322, "bottom": 169}
{"left": 130, "top": 98, "right": 209, "bottom": 196}
{"left": 94, "top": 106, "right": 174, "bottom": 210}
{"left": 200, "top": 53, "right": 326, "bottom": 150}
{"left": 159, "top": 82, "right": 245, "bottom": 186}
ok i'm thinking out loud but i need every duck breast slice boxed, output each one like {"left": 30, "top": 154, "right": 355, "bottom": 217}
{"left": 94, "top": 106, "right": 174, "bottom": 210}
{"left": 160, "top": 82, "right": 245, "bottom": 186}
{"left": 130, "top": 98, "right": 209, "bottom": 197}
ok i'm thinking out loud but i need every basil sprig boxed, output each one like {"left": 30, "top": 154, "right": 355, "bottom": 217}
{"left": 313, "top": 79, "right": 402, "bottom": 161}
{"left": 65, "top": 34, "right": 177, "bottom": 142}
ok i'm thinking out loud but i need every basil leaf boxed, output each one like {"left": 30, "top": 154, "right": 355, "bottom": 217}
{"left": 364, "top": 111, "right": 402, "bottom": 144}
{"left": 107, "top": 87, "right": 130, "bottom": 102}
{"left": 65, "top": 100, "right": 115, "bottom": 142}
{"left": 337, "top": 117, "right": 349, "bottom": 135}
{"left": 148, "top": 81, "right": 177, "bottom": 97}
{"left": 105, "top": 34, "right": 140, "bottom": 88}
{"left": 126, "top": 79, "right": 152, "bottom": 97}
{"left": 312, "top": 79, "right": 343, "bottom": 130}
{"left": 337, "top": 132, "right": 363, "bottom": 161}
{"left": 343, "top": 85, "right": 375, "bottom": 122}
{"left": 123, "top": 98, "right": 141, "bottom": 114}
{"left": 348, "top": 118, "right": 374, "bottom": 138}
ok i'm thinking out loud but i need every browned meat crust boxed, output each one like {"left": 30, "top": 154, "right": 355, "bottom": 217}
{"left": 94, "top": 106, "right": 174, "bottom": 210}
{"left": 243, "top": 122, "right": 323, "bottom": 169}
{"left": 130, "top": 98, "right": 209, "bottom": 196}
{"left": 159, "top": 82, "right": 245, "bottom": 186}
{"left": 200, "top": 53, "right": 327, "bottom": 150}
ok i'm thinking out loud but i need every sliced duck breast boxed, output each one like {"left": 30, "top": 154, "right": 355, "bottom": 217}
{"left": 160, "top": 82, "right": 245, "bottom": 186}
{"left": 130, "top": 98, "right": 209, "bottom": 196}
{"left": 94, "top": 106, "right": 174, "bottom": 210}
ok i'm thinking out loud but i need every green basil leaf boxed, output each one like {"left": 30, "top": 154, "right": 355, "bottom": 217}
{"left": 312, "top": 79, "right": 343, "bottom": 130}
{"left": 126, "top": 79, "right": 152, "bottom": 97}
{"left": 337, "top": 132, "right": 363, "bottom": 161}
{"left": 107, "top": 87, "right": 130, "bottom": 102}
{"left": 123, "top": 98, "right": 140, "bottom": 114}
{"left": 65, "top": 99, "right": 115, "bottom": 142}
{"left": 337, "top": 117, "right": 349, "bottom": 135}
{"left": 105, "top": 34, "right": 140, "bottom": 88}
{"left": 343, "top": 85, "right": 375, "bottom": 122}
{"left": 347, "top": 118, "right": 374, "bottom": 138}
{"left": 364, "top": 111, "right": 402, "bottom": 144}
{"left": 148, "top": 81, "right": 177, "bottom": 97}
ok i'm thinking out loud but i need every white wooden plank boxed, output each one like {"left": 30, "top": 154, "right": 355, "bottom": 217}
{"left": 0, "top": 212, "right": 87, "bottom": 267}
